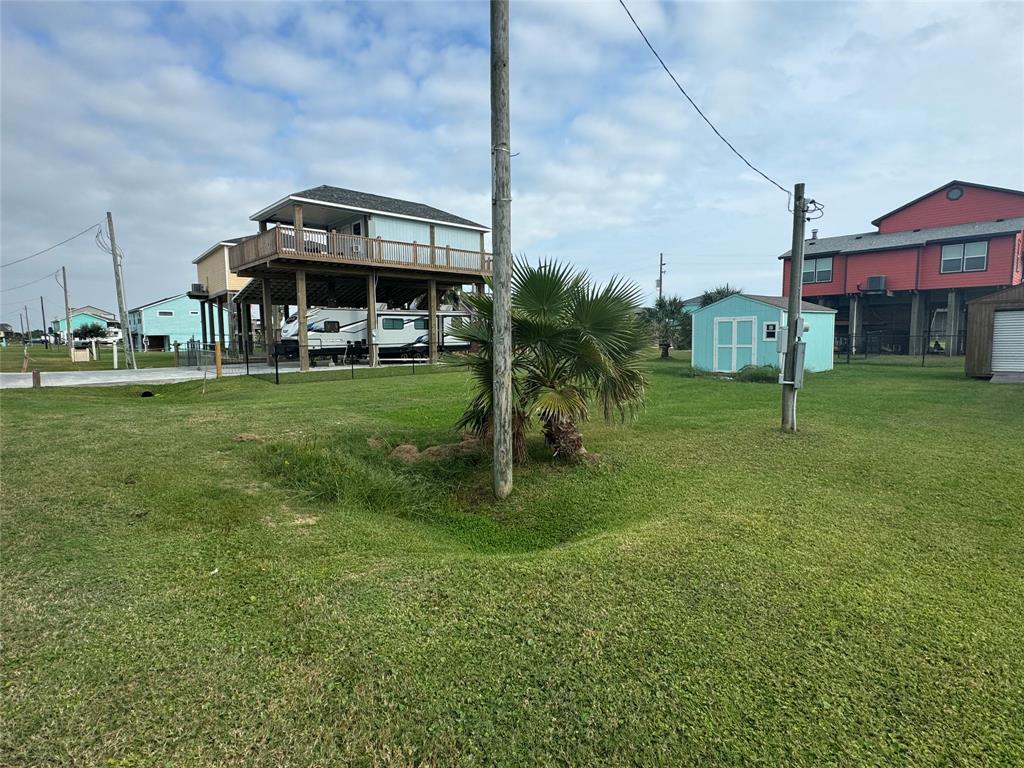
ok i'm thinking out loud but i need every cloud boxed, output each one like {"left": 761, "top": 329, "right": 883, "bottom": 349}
{"left": 1, "top": 0, "right": 1022, "bottom": 320}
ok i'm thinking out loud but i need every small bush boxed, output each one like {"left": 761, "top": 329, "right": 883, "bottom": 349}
{"left": 734, "top": 364, "right": 780, "bottom": 383}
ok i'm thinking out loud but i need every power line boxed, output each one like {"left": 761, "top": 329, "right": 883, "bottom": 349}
{"left": 0, "top": 222, "right": 101, "bottom": 269}
{"left": 617, "top": 0, "right": 791, "bottom": 199}
{"left": 1, "top": 269, "right": 60, "bottom": 294}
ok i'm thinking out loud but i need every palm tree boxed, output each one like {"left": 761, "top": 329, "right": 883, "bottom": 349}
{"left": 449, "top": 261, "right": 648, "bottom": 463}
{"left": 700, "top": 283, "right": 742, "bottom": 307}
{"left": 641, "top": 295, "right": 691, "bottom": 358}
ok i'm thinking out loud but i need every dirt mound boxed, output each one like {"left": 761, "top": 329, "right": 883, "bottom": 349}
{"left": 390, "top": 435, "right": 481, "bottom": 463}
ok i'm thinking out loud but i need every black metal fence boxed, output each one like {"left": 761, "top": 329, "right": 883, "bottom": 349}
{"left": 835, "top": 331, "right": 966, "bottom": 365}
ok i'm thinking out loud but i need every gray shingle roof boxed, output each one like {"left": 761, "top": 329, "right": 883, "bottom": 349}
{"left": 293, "top": 185, "right": 486, "bottom": 230}
{"left": 778, "top": 217, "right": 1024, "bottom": 260}
{"left": 744, "top": 294, "right": 837, "bottom": 313}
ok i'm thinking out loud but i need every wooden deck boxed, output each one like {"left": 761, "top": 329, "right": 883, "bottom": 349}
{"left": 230, "top": 225, "right": 492, "bottom": 278}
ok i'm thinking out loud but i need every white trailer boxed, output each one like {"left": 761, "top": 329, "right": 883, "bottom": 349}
{"left": 279, "top": 307, "right": 470, "bottom": 363}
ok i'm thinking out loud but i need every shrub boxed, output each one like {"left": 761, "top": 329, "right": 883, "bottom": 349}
{"left": 734, "top": 364, "right": 780, "bottom": 383}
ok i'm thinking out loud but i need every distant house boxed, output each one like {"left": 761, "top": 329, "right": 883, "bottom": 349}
{"left": 779, "top": 180, "right": 1024, "bottom": 355}
{"left": 681, "top": 295, "right": 703, "bottom": 314}
{"left": 188, "top": 237, "right": 253, "bottom": 349}
{"left": 51, "top": 306, "right": 117, "bottom": 339}
{"left": 691, "top": 294, "right": 836, "bottom": 373}
{"left": 127, "top": 294, "right": 225, "bottom": 351}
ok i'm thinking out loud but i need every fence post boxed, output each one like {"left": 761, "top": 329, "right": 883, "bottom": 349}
{"left": 274, "top": 349, "right": 279, "bottom": 385}
{"left": 243, "top": 334, "right": 249, "bottom": 376}
{"left": 351, "top": 359, "right": 355, "bottom": 380}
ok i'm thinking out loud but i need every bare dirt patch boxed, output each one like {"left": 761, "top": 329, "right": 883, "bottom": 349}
{"left": 390, "top": 434, "right": 481, "bottom": 463}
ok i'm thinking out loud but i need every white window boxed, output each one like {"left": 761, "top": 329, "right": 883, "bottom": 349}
{"left": 941, "top": 241, "right": 988, "bottom": 273}
{"left": 763, "top": 322, "right": 778, "bottom": 341}
{"left": 802, "top": 256, "right": 833, "bottom": 283}
{"left": 157, "top": 310, "right": 174, "bottom": 317}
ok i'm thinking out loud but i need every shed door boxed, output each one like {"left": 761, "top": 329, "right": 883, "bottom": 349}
{"left": 992, "top": 310, "right": 1024, "bottom": 372}
{"left": 714, "top": 317, "right": 756, "bottom": 373}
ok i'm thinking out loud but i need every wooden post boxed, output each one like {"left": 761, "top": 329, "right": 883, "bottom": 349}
{"left": 428, "top": 278, "right": 439, "bottom": 363}
{"left": 262, "top": 279, "right": 274, "bottom": 364}
{"left": 214, "top": 342, "right": 223, "bottom": 378}
{"left": 293, "top": 204, "right": 304, "bottom": 254}
{"left": 491, "top": 0, "right": 513, "bottom": 498}
{"left": 296, "top": 270, "right": 310, "bottom": 371}
{"left": 39, "top": 296, "right": 48, "bottom": 348}
{"left": 366, "top": 271, "right": 379, "bottom": 367}
{"left": 782, "top": 182, "right": 806, "bottom": 432}
{"left": 61, "top": 266, "right": 73, "bottom": 359}
{"left": 31, "top": 369, "right": 41, "bottom": 388}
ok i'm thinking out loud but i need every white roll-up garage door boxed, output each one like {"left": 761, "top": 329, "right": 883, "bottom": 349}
{"left": 992, "top": 310, "right": 1024, "bottom": 372}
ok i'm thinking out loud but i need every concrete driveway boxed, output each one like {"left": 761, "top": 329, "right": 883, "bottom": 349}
{"left": 0, "top": 363, "right": 278, "bottom": 389}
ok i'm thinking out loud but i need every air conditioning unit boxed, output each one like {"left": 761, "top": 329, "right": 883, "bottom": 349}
{"left": 191, "top": 283, "right": 207, "bottom": 295}
{"left": 865, "top": 275, "right": 886, "bottom": 292}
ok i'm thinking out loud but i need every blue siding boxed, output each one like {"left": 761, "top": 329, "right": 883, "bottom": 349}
{"left": 371, "top": 215, "right": 483, "bottom": 252}
{"left": 691, "top": 294, "right": 834, "bottom": 373}
{"left": 128, "top": 294, "right": 225, "bottom": 350}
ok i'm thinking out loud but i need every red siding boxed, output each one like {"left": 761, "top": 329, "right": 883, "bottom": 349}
{"left": 919, "top": 234, "right": 1017, "bottom": 290}
{"left": 877, "top": 186, "right": 1024, "bottom": 233}
{"left": 844, "top": 248, "right": 919, "bottom": 292}
{"left": 782, "top": 257, "right": 845, "bottom": 298}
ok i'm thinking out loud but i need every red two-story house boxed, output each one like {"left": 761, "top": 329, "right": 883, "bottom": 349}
{"left": 780, "top": 180, "right": 1024, "bottom": 354}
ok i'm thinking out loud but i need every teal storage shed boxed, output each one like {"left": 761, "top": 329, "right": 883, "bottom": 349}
{"left": 691, "top": 294, "right": 836, "bottom": 373}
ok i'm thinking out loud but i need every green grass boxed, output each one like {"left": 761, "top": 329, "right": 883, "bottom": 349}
{"left": 3, "top": 352, "right": 1023, "bottom": 766}
{"left": 0, "top": 344, "right": 175, "bottom": 372}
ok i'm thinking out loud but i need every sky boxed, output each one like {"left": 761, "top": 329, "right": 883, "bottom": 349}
{"left": 2, "top": 0, "right": 1022, "bottom": 328}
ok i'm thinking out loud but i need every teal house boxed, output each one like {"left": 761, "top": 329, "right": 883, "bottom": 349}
{"left": 51, "top": 306, "right": 116, "bottom": 338}
{"left": 691, "top": 294, "right": 836, "bottom": 373}
{"left": 127, "top": 294, "right": 223, "bottom": 351}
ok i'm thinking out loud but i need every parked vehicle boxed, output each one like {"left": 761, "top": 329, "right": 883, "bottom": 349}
{"left": 278, "top": 307, "right": 470, "bottom": 363}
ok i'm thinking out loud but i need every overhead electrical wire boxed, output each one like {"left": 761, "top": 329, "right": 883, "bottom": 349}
{"left": 0, "top": 222, "right": 102, "bottom": 268}
{"left": 617, "top": 0, "right": 791, "bottom": 199}
{"left": 1, "top": 269, "right": 61, "bottom": 293}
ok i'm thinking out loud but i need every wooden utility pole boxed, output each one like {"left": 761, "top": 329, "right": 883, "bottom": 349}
{"left": 23, "top": 304, "right": 31, "bottom": 342}
{"left": 61, "top": 266, "right": 73, "bottom": 358}
{"left": 107, "top": 212, "right": 137, "bottom": 369}
{"left": 782, "top": 183, "right": 806, "bottom": 432}
{"left": 490, "top": 0, "right": 513, "bottom": 499}
{"left": 39, "top": 296, "right": 49, "bottom": 348}
{"left": 657, "top": 253, "right": 665, "bottom": 300}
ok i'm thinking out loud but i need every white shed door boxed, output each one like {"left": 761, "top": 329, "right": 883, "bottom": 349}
{"left": 992, "top": 310, "right": 1024, "bottom": 372}
{"left": 714, "top": 317, "right": 756, "bottom": 373}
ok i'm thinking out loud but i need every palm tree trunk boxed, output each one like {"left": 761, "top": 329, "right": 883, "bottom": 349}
{"left": 542, "top": 415, "right": 585, "bottom": 462}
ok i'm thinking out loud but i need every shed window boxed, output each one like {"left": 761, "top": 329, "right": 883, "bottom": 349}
{"left": 382, "top": 318, "right": 403, "bottom": 330}
{"left": 763, "top": 322, "right": 778, "bottom": 341}
{"left": 941, "top": 241, "right": 988, "bottom": 273}
{"left": 802, "top": 256, "right": 833, "bottom": 283}
{"left": 157, "top": 310, "right": 174, "bottom": 317}
{"left": 414, "top": 318, "right": 429, "bottom": 330}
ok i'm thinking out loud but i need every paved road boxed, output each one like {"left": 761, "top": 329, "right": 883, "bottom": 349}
{"left": 0, "top": 363, "right": 279, "bottom": 389}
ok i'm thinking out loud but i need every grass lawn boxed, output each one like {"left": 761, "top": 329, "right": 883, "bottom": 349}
{"left": 2, "top": 354, "right": 1022, "bottom": 766}
{"left": 0, "top": 344, "right": 175, "bottom": 372}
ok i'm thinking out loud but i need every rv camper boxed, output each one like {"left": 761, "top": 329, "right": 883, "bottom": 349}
{"left": 278, "top": 306, "right": 470, "bottom": 363}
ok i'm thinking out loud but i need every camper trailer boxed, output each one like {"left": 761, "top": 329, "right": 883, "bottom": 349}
{"left": 278, "top": 307, "right": 470, "bottom": 363}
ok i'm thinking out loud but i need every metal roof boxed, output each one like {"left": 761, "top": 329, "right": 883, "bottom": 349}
{"left": 778, "top": 217, "right": 1024, "bottom": 260}
{"left": 252, "top": 185, "right": 488, "bottom": 231}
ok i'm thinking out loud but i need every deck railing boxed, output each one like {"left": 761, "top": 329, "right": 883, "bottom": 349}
{"left": 230, "top": 225, "right": 492, "bottom": 275}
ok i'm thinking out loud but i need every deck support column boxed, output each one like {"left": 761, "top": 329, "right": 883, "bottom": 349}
{"left": 199, "top": 300, "right": 208, "bottom": 345}
{"left": 428, "top": 278, "right": 439, "bottom": 363}
{"left": 227, "top": 292, "right": 237, "bottom": 351}
{"left": 207, "top": 301, "right": 217, "bottom": 350}
{"left": 262, "top": 279, "right": 274, "bottom": 364}
{"left": 946, "top": 289, "right": 962, "bottom": 356}
{"left": 849, "top": 294, "right": 863, "bottom": 354}
{"left": 908, "top": 291, "right": 926, "bottom": 356}
{"left": 475, "top": 282, "right": 486, "bottom": 296}
{"left": 296, "top": 270, "right": 310, "bottom": 372}
{"left": 367, "top": 271, "right": 379, "bottom": 367}
{"left": 216, "top": 297, "right": 226, "bottom": 350}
